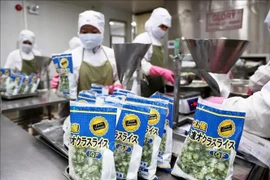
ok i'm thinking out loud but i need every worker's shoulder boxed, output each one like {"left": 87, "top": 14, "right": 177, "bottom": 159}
{"left": 262, "top": 81, "right": 270, "bottom": 107}
{"left": 8, "top": 49, "right": 20, "bottom": 57}
{"left": 33, "top": 49, "right": 41, "bottom": 55}
{"left": 101, "top": 45, "right": 114, "bottom": 55}
{"left": 133, "top": 32, "right": 151, "bottom": 44}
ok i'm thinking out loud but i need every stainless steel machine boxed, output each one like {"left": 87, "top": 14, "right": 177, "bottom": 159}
{"left": 113, "top": 43, "right": 151, "bottom": 94}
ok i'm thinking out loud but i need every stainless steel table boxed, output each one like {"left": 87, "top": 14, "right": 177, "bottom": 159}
{"left": 0, "top": 115, "right": 68, "bottom": 180}
{"left": 1, "top": 90, "right": 68, "bottom": 113}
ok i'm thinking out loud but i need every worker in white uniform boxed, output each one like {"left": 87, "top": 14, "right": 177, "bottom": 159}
{"left": 131, "top": 8, "right": 174, "bottom": 97}
{"left": 208, "top": 10, "right": 270, "bottom": 138}
{"left": 4, "top": 30, "right": 41, "bottom": 75}
{"left": 51, "top": 10, "right": 122, "bottom": 93}
{"left": 248, "top": 10, "right": 270, "bottom": 93}
{"left": 64, "top": 37, "right": 82, "bottom": 53}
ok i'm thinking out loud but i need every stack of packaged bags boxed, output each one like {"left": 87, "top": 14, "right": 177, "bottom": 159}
{"left": 0, "top": 68, "right": 40, "bottom": 96}
{"left": 64, "top": 84, "right": 246, "bottom": 180}
{"left": 65, "top": 84, "right": 174, "bottom": 180}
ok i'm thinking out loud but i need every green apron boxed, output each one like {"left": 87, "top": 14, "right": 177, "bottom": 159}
{"left": 20, "top": 51, "right": 38, "bottom": 75}
{"left": 141, "top": 45, "right": 165, "bottom": 97}
{"left": 77, "top": 48, "right": 114, "bottom": 92}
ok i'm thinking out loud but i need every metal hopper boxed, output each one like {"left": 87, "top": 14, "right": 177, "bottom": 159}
{"left": 113, "top": 43, "right": 151, "bottom": 90}
{"left": 185, "top": 39, "right": 250, "bottom": 96}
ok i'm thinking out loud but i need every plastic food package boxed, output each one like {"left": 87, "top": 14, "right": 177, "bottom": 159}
{"left": 28, "top": 73, "right": 40, "bottom": 93}
{"left": 5, "top": 74, "right": 24, "bottom": 95}
{"left": 69, "top": 101, "right": 117, "bottom": 180}
{"left": 113, "top": 88, "right": 135, "bottom": 96}
{"left": 115, "top": 104, "right": 150, "bottom": 180}
{"left": 19, "top": 75, "right": 30, "bottom": 94}
{"left": 0, "top": 68, "right": 11, "bottom": 88}
{"left": 126, "top": 95, "right": 167, "bottom": 180}
{"left": 77, "top": 91, "right": 97, "bottom": 104}
{"left": 172, "top": 100, "right": 245, "bottom": 180}
{"left": 53, "top": 54, "right": 77, "bottom": 99}
{"left": 150, "top": 92, "right": 174, "bottom": 171}
{"left": 91, "top": 84, "right": 109, "bottom": 95}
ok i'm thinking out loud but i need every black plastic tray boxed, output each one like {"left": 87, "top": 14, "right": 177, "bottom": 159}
{"left": 1, "top": 92, "right": 38, "bottom": 100}
{"left": 32, "top": 119, "right": 68, "bottom": 157}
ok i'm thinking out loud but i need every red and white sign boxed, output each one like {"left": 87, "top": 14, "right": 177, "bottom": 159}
{"left": 206, "top": 9, "right": 243, "bottom": 32}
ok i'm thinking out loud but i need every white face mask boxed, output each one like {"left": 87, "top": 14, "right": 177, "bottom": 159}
{"left": 79, "top": 33, "right": 103, "bottom": 50}
{"left": 21, "top": 44, "right": 33, "bottom": 54}
{"left": 152, "top": 27, "right": 167, "bottom": 40}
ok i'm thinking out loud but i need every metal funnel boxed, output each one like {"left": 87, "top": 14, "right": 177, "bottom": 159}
{"left": 185, "top": 39, "right": 250, "bottom": 73}
{"left": 113, "top": 43, "right": 151, "bottom": 87}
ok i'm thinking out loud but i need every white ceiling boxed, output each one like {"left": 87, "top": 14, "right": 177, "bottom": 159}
{"left": 62, "top": 0, "right": 164, "bottom": 14}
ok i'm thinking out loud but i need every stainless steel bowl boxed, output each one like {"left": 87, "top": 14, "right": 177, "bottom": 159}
{"left": 230, "top": 79, "right": 249, "bottom": 96}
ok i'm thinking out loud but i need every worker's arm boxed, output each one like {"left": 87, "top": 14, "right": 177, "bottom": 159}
{"left": 249, "top": 62, "right": 270, "bottom": 92}
{"left": 222, "top": 81, "right": 270, "bottom": 138}
{"left": 4, "top": 51, "right": 16, "bottom": 71}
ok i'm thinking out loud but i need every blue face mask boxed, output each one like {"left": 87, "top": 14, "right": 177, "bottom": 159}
{"left": 79, "top": 33, "right": 103, "bottom": 50}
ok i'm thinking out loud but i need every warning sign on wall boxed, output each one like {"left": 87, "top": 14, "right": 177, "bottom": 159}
{"left": 206, "top": 9, "right": 244, "bottom": 32}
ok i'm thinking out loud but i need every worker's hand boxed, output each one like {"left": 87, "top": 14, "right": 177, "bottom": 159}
{"left": 207, "top": 96, "right": 226, "bottom": 104}
{"left": 51, "top": 74, "right": 59, "bottom": 89}
{"left": 149, "top": 65, "right": 174, "bottom": 84}
{"left": 108, "top": 84, "right": 124, "bottom": 94}
{"left": 247, "top": 88, "right": 253, "bottom": 96}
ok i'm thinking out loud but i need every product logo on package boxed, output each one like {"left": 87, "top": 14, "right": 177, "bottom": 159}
{"left": 123, "top": 114, "right": 140, "bottom": 132}
{"left": 148, "top": 109, "right": 160, "bottom": 125}
{"left": 90, "top": 116, "right": 108, "bottom": 136}
{"left": 218, "top": 120, "right": 235, "bottom": 137}
{"left": 60, "top": 58, "right": 69, "bottom": 68}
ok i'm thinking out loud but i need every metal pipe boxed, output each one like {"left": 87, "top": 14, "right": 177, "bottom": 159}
{"left": 172, "top": 39, "right": 182, "bottom": 125}
{"left": 22, "top": 0, "right": 28, "bottom": 30}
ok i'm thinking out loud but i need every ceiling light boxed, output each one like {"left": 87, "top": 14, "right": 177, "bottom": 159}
{"left": 109, "top": 22, "right": 114, "bottom": 26}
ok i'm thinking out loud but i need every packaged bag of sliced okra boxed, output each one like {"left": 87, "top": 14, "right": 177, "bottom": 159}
{"left": 0, "top": 68, "right": 11, "bottom": 88}
{"left": 53, "top": 53, "right": 77, "bottom": 99}
{"left": 172, "top": 100, "right": 245, "bottom": 180}
{"left": 69, "top": 101, "right": 118, "bottom": 180}
{"left": 6, "top": 74, "right": 24, "bottom": 95}
{"left": 114, "top": 103, "right": 150, "bottom": 180}
{"left": 126, "top": 95, "right": 167, "bottom": 180}
{"left": 77, "top": 91, "right": 97, "bottom": 103}
{"left": 150, "top": 92, "right": 174, "bottom": 171}
{"left": 91, "top": 84, "right": 109, "bottom": 95}
{"left": 28, "top": 73, "right": 40, "bottom": 93}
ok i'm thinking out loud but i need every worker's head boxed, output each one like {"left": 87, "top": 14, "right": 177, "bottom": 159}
{"left": 19, "top": 30, "right": 35, "bottom": 54}
{"left": 68, "top": 37, "right": 82, "bottom": 51}
{"left": 145, "top": 7, "right": 172, "bottom": 40}
{"left": 78, "top": 10, "right": 105, "bottom": 50}
{"left": 265, "top": 10, "right": 270, "bottom": 33}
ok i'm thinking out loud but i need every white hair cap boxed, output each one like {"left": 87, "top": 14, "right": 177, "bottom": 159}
{"left": 19, "top": 30, "right": 35, "bottom": 44}
{"left": 265, "top": 10, "right": 270, "bottom": 27}
{"left": 145, "top": 7, "right": 172, "bottom": 32}
{"left": 78, "top": 10, "right": 105, "bottom": 34}
{"left": 69, "top": 37, "right": 82, "bottom": 50}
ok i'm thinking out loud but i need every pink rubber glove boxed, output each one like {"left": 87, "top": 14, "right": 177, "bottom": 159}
{"left": 50, "top": 74, "right": 59, "bottom": 89}
{"left": 247, "top": 88, "right": 253, "bottom": 96}
{"left": 207, "top": 97, "right": 226, "bottom": 104}
{"left": 149, "top": 66, "right": 174, "bottom": 84}
{"left": 108, "top": 84, "right": 123, "bottom": 94}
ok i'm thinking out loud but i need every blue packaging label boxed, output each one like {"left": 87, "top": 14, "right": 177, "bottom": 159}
{"left": 77, "top": 91, "right": 96, "bottom": 103}
{"left": 175, "top": 102, "right": 245, "bottom": 180}
{"left": 150, "top": 92, "right": 174, "bottom": 128}
{"left": 70, "top": 105, "right": 117, "bottom": 151}
{"left": 114, "top": 103, "right": 150, "bottom": 179}
{"left": 126, "top": 96, "right": 167, "bottom": 138}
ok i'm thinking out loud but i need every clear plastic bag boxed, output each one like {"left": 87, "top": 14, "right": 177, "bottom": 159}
{"left": 69, "top": 101, "right": 117, "bottom": 180}
{"left": 172, "top": 100, "right": 245, "bottom": 180}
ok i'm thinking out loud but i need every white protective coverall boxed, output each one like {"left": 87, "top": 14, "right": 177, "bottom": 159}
{"left": 131, "top": 7, "right": 173, "bottom": 95}
{"left": 4, "top": 30, "right": 41, "bottom": 72}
